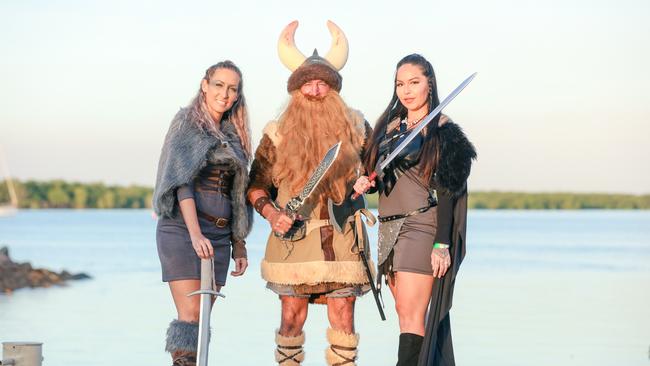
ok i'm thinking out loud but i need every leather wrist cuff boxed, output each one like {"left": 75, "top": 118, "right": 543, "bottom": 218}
{"left": 253, "top": 196, "right": 272, "bottom": 217}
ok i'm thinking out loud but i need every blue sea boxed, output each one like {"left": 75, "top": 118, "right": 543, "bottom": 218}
{"left": 1, "top": 210, "right": 649, "bottom": 365}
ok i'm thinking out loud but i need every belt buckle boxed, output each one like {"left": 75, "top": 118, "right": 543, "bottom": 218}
{"left": 214, "top": 217, "right": 228, "bottom": 228}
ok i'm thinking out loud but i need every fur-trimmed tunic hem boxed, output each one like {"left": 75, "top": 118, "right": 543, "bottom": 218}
{"left": 261, "top": 259, "right": 374, "bottom": 286}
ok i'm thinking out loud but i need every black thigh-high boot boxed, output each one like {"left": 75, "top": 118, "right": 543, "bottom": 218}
{"left": 396, "top": 333, "right": 424, "bottom": 366}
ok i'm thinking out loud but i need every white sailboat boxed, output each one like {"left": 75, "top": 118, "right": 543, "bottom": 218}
{"left": 0, "top": 146, "right": 18, "bottom": 217}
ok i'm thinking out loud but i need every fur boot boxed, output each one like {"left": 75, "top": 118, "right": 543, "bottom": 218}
{"left": 165, "top": 320, "right": 198, "bottom": 366}
{"left": 275, "top": 330, "right": 305, "bottom": 365}
{"left": 396, "top": 333, "right": 423, "bottom": 366}
{"left": 325, "top": 327, "right": 359, "bottom": 366}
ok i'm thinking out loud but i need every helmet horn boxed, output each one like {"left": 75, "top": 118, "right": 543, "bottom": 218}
{"left": 277, "top": 20, "right": 307, "bottom": 71}
{"left": 324, "top": 20, "right": 349, "bottom": 71}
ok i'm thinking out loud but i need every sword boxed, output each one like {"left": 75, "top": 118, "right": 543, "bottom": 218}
{"left": 274, "top": 141, "right": 342, "bottom": 240}
{"left": 352, "top": 72, "right": 477, "bottom": 199}
{"left": 187, "top": 258, "right": 225, "bottom": 366}
{"left": 360, "top": 248, "right": 386, "bottom": 321}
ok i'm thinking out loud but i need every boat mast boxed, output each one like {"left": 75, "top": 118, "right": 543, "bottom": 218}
{"left": 0, "top": 145, "right": 18, "bottom": 207}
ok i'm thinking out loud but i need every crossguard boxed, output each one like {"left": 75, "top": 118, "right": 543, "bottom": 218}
{"left": 187, "top": 289, "right": 226, "bottom": 298}
{"left": 285, "top": 197, "right": 302, "bottom": 213}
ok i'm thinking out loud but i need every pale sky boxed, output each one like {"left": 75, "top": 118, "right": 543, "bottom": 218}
{"left": 1, "top": 0, "right": 649, "bottom": 193}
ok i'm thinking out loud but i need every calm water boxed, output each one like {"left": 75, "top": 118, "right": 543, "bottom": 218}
{"left": 1, "top": 210, "right": 649, "bottom": 365}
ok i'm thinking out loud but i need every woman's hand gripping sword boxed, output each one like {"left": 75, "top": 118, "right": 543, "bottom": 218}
{"left": 351, "top": 72, "right": 477, "bottom": 200}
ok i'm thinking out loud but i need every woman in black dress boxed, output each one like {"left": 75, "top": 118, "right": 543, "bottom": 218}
{"left": 354, "top": 54, "right": 476, "bottom": 366}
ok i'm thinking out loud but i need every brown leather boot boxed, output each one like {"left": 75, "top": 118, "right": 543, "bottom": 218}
{"left": 171, "top": 350, "right": 197, "bottom": 366}
{"left": 165, "top": 320, "right": 199, "bottom": 366}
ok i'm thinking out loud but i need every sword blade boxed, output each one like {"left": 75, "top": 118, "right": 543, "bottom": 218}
{"left": 287, "top": 141, "right": 341, "bottom": 213}
{"left": 196, "top": 296, "right": 211, "bottom": 366}
{"left": 186, "top": 258, "right": 224, "bottom": 366}
{"left": 376, "top": 72, "right": 477, "bottom": 175}
{"left": 196, "top": 258, "right": 213, "bottom": 366}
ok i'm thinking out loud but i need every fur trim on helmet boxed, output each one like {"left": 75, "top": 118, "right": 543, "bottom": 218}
{"left": 288, "top": 59, "right": 342, "bottom": 92}
{"left": 433, "top": 121, "right": 477, "bottom": 198}
{"left": 165, "top": 320, "right": 199, "bottom": 353}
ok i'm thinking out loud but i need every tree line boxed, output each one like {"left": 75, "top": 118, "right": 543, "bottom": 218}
{"left": 363, "top": 191, "right": 650, "bottom": 210}
{"left": 466, "top": 191, "right": 650, "bottom": 209}
{"left": 1, "top": 180, "right": 649, "bottom": 209}
{"left": 0, "top": 180, "right": 153, "bottom": 209}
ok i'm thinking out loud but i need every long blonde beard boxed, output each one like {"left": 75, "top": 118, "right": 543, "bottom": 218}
{"left": 273, "top": 91, "right": 364, "bottom": 204}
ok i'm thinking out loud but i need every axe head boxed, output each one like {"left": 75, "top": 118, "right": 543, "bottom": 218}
{"left": 327, "top": 194, "right": 367, "bottom": 233}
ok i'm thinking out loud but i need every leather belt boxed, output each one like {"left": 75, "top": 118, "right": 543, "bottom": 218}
{"left": 197, "top": 210, "right": 230, "bottom": 228}
{"left": 378, "top": 203, "right": 436, "bottom": 223}
{"left": 379, "top": 192, "right": 438, "bottom": 223}
{"left": 194, "top": 185, "right": 231, "bottom": 197}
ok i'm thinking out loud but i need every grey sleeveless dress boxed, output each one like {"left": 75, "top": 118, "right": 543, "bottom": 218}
{"left": 156, "top": 164, "right": 233, "bottom": 285}
{"left": 378, "top": 166, "right": 437, "bottom": 275}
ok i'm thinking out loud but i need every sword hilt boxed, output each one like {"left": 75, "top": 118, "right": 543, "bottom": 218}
{"left": 351, "top": 171, "right": 377, "bottom": 200}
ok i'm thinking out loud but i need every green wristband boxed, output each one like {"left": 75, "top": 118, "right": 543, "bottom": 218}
{"left": 433, "top": 243, "right": 450, "bottom": 249}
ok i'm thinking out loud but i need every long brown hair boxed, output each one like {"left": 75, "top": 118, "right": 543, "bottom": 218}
{"left": 364, "top": 54, "right": 441, "bottom": 183}
{"left": 187, "top": 60, "right": 252, "bottom": 158}
{"left": 273, "top": 91, "right": 364, "bottom": 204}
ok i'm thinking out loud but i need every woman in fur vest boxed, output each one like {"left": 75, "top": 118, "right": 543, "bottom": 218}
{"left": 353, "top": 54, "right": 476, "bottom": 366}
{"left": 153, "top": 60, "right": 253, "bottom": 365}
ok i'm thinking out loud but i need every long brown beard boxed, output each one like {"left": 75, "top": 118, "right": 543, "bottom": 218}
{"left": 273, "top": 91, "right": 364, "bottom": 204}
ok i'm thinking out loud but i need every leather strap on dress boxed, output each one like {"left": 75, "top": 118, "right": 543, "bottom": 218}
{"left": 378, "top": 204, "right": 433, "bottom": 222}
{"left": 196, "top": 210, "right": 230, "bottom": 228}
{"left": 195, "top": 168, "right": 233, "bottom": 197}
{"left": 378, "top": 190, "right": 438, "bottom": 223}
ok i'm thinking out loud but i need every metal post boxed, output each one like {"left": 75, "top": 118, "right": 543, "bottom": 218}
{"left": 1, "top": 342, "right": 43, "bottom": 366}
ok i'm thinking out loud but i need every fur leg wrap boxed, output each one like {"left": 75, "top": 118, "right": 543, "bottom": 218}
{"left": 165, "top": 320, "right": 199, "bottom": 353}
{"left": 275, "top": 330, "right": 306, "bottom": 365}
{"left": 325, "top": 327, "right": 359, "bottom": 366}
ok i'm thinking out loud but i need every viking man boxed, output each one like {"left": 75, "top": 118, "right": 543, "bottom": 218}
{"left": 247, "top": 20, "right": 374, "bottom": 366}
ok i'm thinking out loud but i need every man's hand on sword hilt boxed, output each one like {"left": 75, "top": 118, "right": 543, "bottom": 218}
{"left": 268, "top": 208, "right": 295, "bottom": 236}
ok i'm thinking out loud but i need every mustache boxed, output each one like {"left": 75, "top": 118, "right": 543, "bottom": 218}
{"left": 303, "top": 94, "right": 327, "bottom": 102}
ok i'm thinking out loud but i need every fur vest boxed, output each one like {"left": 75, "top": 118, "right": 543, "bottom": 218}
{"left": 431, "top": 121, "right": 477, "bottom": 197}
{"left": 377, "top": 118, "right": 476, "bottom": 198}
{"left": 153, "top": 108, "right": 253, "bottom": 241}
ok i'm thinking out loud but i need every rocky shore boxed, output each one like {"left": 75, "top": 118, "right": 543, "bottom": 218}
{"left": 0, "top": 246, "right": 91, "bottom": 293}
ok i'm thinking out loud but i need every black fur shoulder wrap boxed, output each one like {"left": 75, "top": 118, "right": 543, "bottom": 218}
{"left": 432, "top": 121, "right": 477, "bottom": 198}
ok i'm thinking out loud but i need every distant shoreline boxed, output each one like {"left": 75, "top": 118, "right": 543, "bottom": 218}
{"left": 2, "top": 180, "right": 649, "bottom": 210}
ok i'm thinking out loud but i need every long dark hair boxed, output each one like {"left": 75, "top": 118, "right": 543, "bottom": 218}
{"left": 364, "top": 53, "right": 441, "bottom": 183}
{"left": 187, "top": 60, "right": 252, "bottom": 158}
